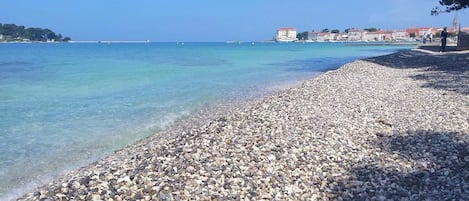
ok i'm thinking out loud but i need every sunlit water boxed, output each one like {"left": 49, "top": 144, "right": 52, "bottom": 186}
{"left": 0, "top": 42, "right": 412, "bottom": 199}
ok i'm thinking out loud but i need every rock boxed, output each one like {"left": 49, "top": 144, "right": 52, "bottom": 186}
{"left": 91, "top": 194, "right": 101, "bottom": 200}
{"left": 79, "top": 176, "right": 92, "bottom": 186}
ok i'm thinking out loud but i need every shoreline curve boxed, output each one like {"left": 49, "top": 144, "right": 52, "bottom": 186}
{"left": 17, "top": 49, "right": 468, "bottom": 200}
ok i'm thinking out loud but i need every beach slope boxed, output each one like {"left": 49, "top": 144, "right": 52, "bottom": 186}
{"left": 19, "top": 50, "right": 468, "bottom": 200}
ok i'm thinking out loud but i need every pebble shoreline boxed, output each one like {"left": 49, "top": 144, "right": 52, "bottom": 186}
{"left": 19, "top": 50, "right": 468, "bottom": 200}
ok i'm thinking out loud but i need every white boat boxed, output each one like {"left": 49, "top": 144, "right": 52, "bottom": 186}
{"left": 275, "top": 38, "right": 296, "bottom": 42}
{"left": 226, "top": 40, "right": 241, "bottom": 44}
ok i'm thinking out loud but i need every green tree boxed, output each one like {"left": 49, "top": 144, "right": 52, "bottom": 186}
{"left": 409, "top": 32, "right": 416, "bottom": 38}
{"left": 26, "top": 27, "right": 44, "bottom": 41}
{"left": 2, "top": 24, "right": 19, "bottom": 36}
{"left": 0, "top": 23, "right": 71, "bottom": 42}
{"left": 321, "top": 29, "right": 329, "bottom": 33}
{"left": 296, "top": 31, "right": 309, "bottom": 40}
{"left": 364, "top": 28, "right": 379, "bottom": 32}
{"left": 44, "top": 29, "right": 60, "bottom": 41}
{"left": 331, "top": 29, "right": 340, "bottom": 33}
{"left": 432, "top": 0, "right": 469, "bottom": 15}
{"left": 17, "top": 26, "right": 26, "bottom": 36}
{"left": 344, "top": 28, "right": 350, "bottom": 33}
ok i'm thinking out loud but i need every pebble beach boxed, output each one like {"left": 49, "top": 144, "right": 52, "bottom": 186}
{"left": 19, "top": 50, "right": 468, "bottom": 200}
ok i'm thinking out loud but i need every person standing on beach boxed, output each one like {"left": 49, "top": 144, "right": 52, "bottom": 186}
{"left": 440, "top": 27, "right": 448, "bottom": 52}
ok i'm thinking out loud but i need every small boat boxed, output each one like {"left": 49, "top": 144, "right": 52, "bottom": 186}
{"left": 226, "top": 40, "right": 241, "bottom": 44}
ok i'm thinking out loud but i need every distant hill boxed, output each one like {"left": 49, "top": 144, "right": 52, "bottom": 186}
{"left": 0, "top": 23, "right": 71, "bottom": 42}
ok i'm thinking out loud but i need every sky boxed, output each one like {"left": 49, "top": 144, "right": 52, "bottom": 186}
{"left": 1, "top": 0, "right": 467, "bottom": 42}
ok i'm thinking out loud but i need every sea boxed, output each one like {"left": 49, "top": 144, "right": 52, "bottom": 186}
{"left": 0, "top": 42, "right": 413, "bottom": 199}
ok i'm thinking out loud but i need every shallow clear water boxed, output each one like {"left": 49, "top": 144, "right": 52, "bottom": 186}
{"left": 0, "top": 42, "right": 411, "bottom": 199}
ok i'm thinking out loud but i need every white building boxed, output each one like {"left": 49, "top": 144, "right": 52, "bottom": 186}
{"left": 316, "top": 32, "right": 332, "bottom": 41}
{"left": 406, "top": 27, "right": 435, "bottom": 38}
{"left": 347, "top": 29, "right": 363, "bottom": 41}
{"left": 363, "top": 31, "right": 394, "bottom": 41}
{"left": 276, "top": 27, "right": 297, "bottom": 42}
{"left": 419, "top": 28, "right": 433, "bottom": 37}
{"left": 392, "top": 30, "right": 407, "bottom": 41}
{"left": 307, "top": 32, "right": 318, "bottom": 41}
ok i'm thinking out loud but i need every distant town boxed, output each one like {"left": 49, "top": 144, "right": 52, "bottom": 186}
{"left": 275, "top": 16, "right": 468, "bottom": 43}
{"left": 276, "top": 26, "right": 469, "bottom": 43}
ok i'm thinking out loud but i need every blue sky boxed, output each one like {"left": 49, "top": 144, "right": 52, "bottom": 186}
{"left": 1, "top": 0, "right": 466, "bottom": 42}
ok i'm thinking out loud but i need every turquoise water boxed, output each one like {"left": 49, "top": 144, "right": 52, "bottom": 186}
{"left": 0, "top": 42, "right": 411, "bottom": 199}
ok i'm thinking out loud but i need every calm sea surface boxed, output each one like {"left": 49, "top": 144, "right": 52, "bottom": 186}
{"left": 0, "top": 42, "right": 412, "bottom": 199}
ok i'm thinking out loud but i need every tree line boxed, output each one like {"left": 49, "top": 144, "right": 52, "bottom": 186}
{"left": 0, "top": 23, "right": 71, "bottom": 42}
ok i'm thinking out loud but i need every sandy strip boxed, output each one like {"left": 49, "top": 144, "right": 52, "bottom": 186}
{"left": 19, "top": 50, "right": 468, "bottom": 200}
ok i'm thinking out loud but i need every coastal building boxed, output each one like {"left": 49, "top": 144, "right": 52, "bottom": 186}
{"left": 330, "top": 33, "right": 342, "bottom": 41}
{"left": 0, "top": 34, "right": 3, "bottom": 40}
{"left": 392, "top": 30, "right": 407, "bottom": 41}
{"left": 347, "top": 29, "right": 363, "bottom": 41}
{"left": 276, "top": 27, "right": 297, "bottom": 42}
{"left": 406, "top": 27, "right": 419, "bottom": 38}
{"left": 306, "top": 31, "right": 346, "bottom": 42}
{"left": 292, "top": 26, "right": 461, "bottom": 43}
{"left": 307, "top": 32, "right": 318, "bottom": 41}
{"left": 346, "top": 28, "right": 416, "bottom": 42}
{"left": 419, "top": 27, "right": 433, "bottom": 37}
{"left": 406, "top": 27, "right": 434, "bottom": 38}
{"left": 316, "top": 32, "right": 331, "bottom": 42}
{"left": 363, "top": 31, "right": 387, "bottom": 41}
{"left": 384, "top": 31, "right": 394, "bottom": 41}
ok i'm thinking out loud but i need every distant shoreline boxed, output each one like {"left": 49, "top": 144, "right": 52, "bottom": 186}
{"left": 0, "top": 40, "right": 420, "bottom": 45}
{"left": 69, "top": 40, "right": 151, "bottom": 44}
{"left": 0, "top": 40, "right": 151, "bottom": 44}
